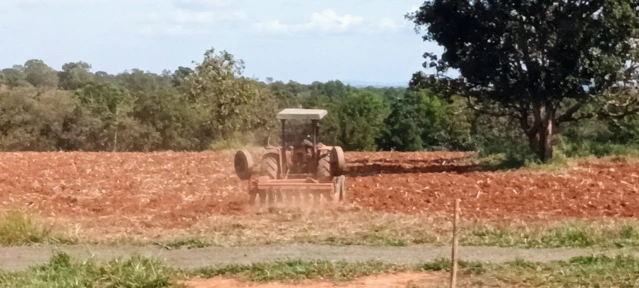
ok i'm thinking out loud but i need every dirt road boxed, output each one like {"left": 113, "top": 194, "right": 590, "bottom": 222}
{"left": 0, "top": 244, "right": 635, "bottom": 272}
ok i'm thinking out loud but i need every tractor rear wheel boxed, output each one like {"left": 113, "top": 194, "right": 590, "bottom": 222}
{"left": 260, "top": 154, "right": 279, "bottom": 204}
{"left": 316, "top": 155, "right": 333, "bottom": 203}
{"left": 316, "top": 154, "right": 332, "bottom": 181}
{"left": 330, "top": 146, "right": 345, "bottom": 176}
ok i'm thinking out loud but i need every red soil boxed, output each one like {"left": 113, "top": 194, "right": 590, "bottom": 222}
{"left": 0, "top": 151, "right": 637, "bottom": 228}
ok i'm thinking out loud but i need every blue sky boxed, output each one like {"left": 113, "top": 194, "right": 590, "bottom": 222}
{"left": 0, "top": 0, "right": 442, "bottom": 85}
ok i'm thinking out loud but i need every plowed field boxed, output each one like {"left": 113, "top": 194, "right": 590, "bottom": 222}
{"left": 0, "top": 151, "right": 638, "bottom": 229}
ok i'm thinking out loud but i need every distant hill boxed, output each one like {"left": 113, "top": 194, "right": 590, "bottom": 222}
{"left": 343, "top": 80, "right": 409, "bottom": 88}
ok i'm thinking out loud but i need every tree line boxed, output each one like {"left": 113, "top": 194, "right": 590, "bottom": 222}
{"left": 1, "top": 46, "right": 638, "bottom": 163}
{"left": 0, "top": 50, "right": 475, "bottom": 153}
{"left": 3, "top": 0, "right": 639, "bottom": 165}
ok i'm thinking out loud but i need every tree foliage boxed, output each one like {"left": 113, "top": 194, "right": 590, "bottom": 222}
{"left": 1, "top": 41, "right": 638, "bottom": 157}
{"left": 407, "top": 0, "right": 639, "bottom": 162}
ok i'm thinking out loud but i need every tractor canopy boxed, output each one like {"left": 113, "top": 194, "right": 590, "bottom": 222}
{"left": 276, "top": 108, "right": 327, "bottom": 121}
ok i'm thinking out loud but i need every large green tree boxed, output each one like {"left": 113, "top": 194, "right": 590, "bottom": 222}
{"left": 185, "top": 48, "right": 278, "bottom": 143}
{"left": 23, "top": 59, "right": 59, "bottom": 88}
{"left": 1, "top": 66, "right": 32, "bottom": 88}
{"left": 75, "top": 82, "right": 135, "bottom": 151}
{"left": 58, "top": 61, "right": 94, "bottom": 90}
{"left": 337, "top": 90, "right": 389, "bottom": 151}
{"left": 408, "top": 0, "right": 639, "bottom": 162}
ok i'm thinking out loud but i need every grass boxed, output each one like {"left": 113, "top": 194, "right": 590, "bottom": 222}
{"left": 12, "top": 208, "right": 639, "bottom": 249}
{"left": 559, "top": 140, "right": 639, "bottom": 159}
{"left": 3, "top": 208, "right": 639, "bottom": 250}
{"left": 462, "top": 219, "right": 639, "bottom": 248}
{"left": 3, "top": 252, "right": 639, "bottom": 287}
{"left": 0, "top": 210, "right": 75, "bottom": 246}
{"left": 152, "top": 211, "right": 639, "bottom": 249}
{"left": 476, "top": 140, "right": 639, "bottom": 172}
{"left": 186, "top": 259, "right": 413, "bottom": 282}
{"left": 488, "top": 254, "right": 639, "bottom": 287}
{"left": 0, "top": 252, "right": 174, "bottom": 288}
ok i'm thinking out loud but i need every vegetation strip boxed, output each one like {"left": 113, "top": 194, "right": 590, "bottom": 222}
{"left": 4, "top": 210, "right": 639, "bottom": 249}
{"left": 1, "top": 252, "right": 639, "bottom": 287}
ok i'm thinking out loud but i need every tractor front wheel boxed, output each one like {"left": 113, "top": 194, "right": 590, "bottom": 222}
{"left": 234, "top": 150, "right": 254, "bottom": 180}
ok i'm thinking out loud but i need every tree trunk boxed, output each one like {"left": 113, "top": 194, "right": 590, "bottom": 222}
{"left": 536, "top": 103, "right": 555, "bottom": 163}
{"left": 528, "top": 133, "right": 539, "bottom": 155}
{"left": 525, "top": 102, "right": 556, "bottom": 163}
{"left": 113, "top": 107, "right": 118, "bottom": 152}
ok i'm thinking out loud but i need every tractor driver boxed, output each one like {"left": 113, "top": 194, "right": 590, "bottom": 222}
{"left": 300, "top": 134, "right": 314, "bottom": 159}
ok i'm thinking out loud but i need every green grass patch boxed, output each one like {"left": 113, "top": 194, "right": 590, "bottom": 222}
{"left": 3, "top": 252, "right": 639, "bottom": 287}
{"left": 475, "top": 150, "right": 569, "bottom": 171}
{"left": 152, "top": 213, "right": 639, "bottom": 249}
{"left": 489, "top": 254, "right": 639, "bottom": 287}
{"left": 461, "top": 220, "right": 639, "bottom": 248}
{"left": 0, "top": 252, "right": 175, "bottom": 288}
{"left": 558, "top": 140, "right": 639, "bottom": 158}
{"left": 0, "top": 210, "right": 74, "bottom": 246}
{"left": 187, "top": 260, "right": 413, "bottom": 282}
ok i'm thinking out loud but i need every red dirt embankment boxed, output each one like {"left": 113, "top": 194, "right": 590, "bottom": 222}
{"left": 0, "top": 151, "right": 637, "bottom": 228}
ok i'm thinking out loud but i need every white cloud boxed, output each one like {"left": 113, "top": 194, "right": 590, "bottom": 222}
{"left": 145, "top": 9, "right": 245, "bottom": 24}
{"left": 254, "top": 9, "right": 364, "bottom": 35}
{"left": 137, "top": 24, "right": 208, "bottom": 37}
{"left": 174, "top": 0, "right": 232, "bottom": 9}
{"left": 136, "top": 1, "right": 246, "bottom": 37}
{"left": 254, "top": 9, "right": 411, "bottom": 35}
{"left": 377, "top": 17, "right": 407, "bottom": 32}
{"left": 0, "top": 0, "right": 107, "bottom": 8}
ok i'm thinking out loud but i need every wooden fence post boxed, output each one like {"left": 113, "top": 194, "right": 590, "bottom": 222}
{"left": 450, "top": 198, "right": 460, "bottom": 288}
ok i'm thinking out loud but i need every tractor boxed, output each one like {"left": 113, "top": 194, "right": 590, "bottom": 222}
{"left": 233, "top": 108, "right": 346, "bottom": 205}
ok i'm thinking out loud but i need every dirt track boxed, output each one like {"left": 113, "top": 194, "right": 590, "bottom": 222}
{"left": 0, "top": 244, "right": 634, "bottom": 272}
{"left": 0, "top": 151, "right": 638, "bottom": 229}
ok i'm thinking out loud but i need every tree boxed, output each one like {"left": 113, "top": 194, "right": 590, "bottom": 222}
{"left": 185, "top": 48, "right": 278, "bottom": 142}
{"left": 1, "top": 66, "right": 32, "bottom": 88}
{"left": 171, "top": 66, "right": 194, "bottom": 89}
{"left": 23, "top": 59, "right": 59, "bottom": 88}
{"left": 378, "top": 94, "right": 425, "bottom": 151}
{"left": 337, "top": 90, "right": 389, "bottom": 151}
{"left": 75, "top": 82, "right": 134, "bottom": 151}
{"left": 377, "top": 89, "right": 474, "bottom": 151}
{"left": 408, "top": 0, "right": 639, "bottom": 162}
{"left": 58, "top": 61, "right": 94, "bottom": 90}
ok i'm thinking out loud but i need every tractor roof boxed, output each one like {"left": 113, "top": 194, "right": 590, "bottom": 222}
{"left": 276, "top": 108, "right": 327, "bottom": 120}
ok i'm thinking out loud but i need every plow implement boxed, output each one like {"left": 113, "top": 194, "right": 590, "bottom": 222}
{"left": 247, "top": 175, "right": 346, "bottom": 205}
{"left": 234, "top": 108, "right": 347, "bottom": 207}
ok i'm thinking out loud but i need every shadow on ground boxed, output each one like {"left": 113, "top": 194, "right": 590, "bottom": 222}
{"left": 344, "top": 156, "right": 521, "bottom": 176}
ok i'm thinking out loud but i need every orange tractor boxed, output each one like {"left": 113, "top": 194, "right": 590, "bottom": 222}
{"left": 233, "top": 108, "right": 346, "bottom": 205}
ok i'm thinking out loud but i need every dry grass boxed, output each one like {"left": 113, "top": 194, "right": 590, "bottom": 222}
{"left": 36, "top": 207, "right": 639, "bottom": 249}
{"left": 0, "top": 210, "right": 75, "bottom": 246}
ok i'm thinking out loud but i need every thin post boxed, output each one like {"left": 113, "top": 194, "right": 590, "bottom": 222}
{"left": 281, "top": 119, "right": 287, "bottom": 177}
{"left": 450, "top": 199, "right": 460, "bottom": 288}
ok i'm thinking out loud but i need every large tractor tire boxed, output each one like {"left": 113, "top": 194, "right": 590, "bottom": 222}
{"left": 234, "top": 150, "right": 254, "bottom": 180}
{"left": 260, "top": 154, "right": 279, "bottom": 179}
{"left": 260, "top": 154, "right": 280, "bottom": 204}
{"left": 316, "top": 154, "right": 332, "bottom": 181}
{"left": 330, "top": 146, "right": 345, "bottom": 176}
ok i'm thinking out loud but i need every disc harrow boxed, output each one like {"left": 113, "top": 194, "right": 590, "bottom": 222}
{"left": 233, "top": 108, "right": 347, "bottom": 206}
